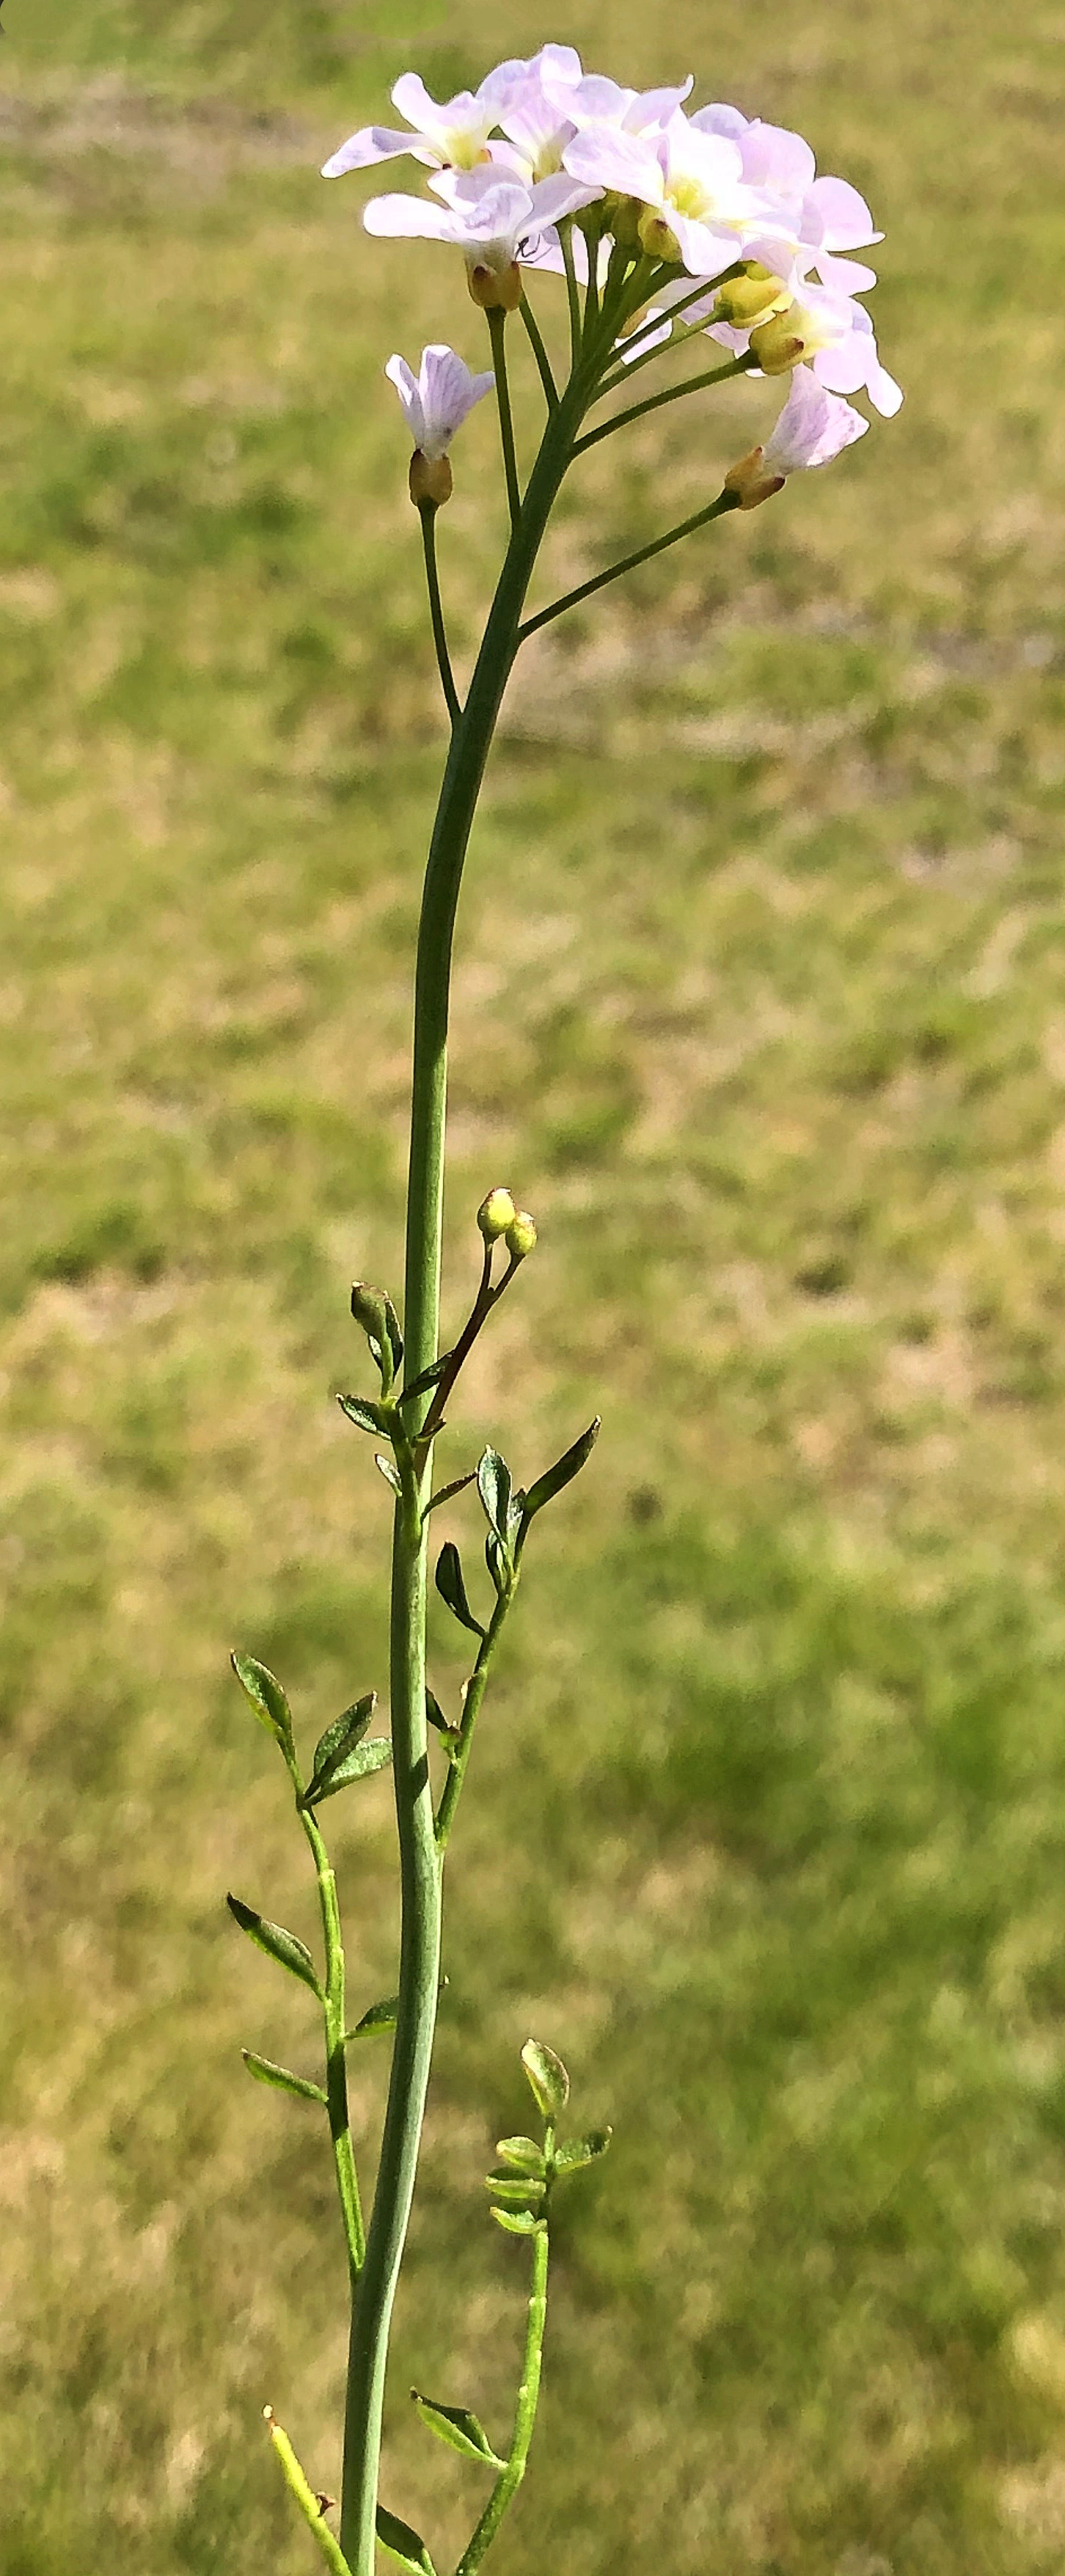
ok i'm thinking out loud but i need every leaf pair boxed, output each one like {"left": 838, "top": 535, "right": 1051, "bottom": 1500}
{"left": 297, "top": 1694, "right": 390, "bottom": 1811}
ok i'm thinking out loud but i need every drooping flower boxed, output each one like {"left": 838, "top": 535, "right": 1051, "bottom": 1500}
{"left": 363, "top": 166, "right": 601, "bottom": 309}
{"left": 709, "top": 277, "right": 902, "bottom": 417}
{"left": 322, "top": 67, "right": 516, "bottom": 179}
{"left": 384, "top": 345, "right": 495, "bottom": 459}
{"left": 723, "top": 365, "right": 868, "bottom": 508}
{"left": 562, "top": 107, "right": 775, "bottom": 277}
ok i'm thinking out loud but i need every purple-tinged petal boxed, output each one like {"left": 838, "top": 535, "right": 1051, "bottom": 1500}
{"left": 806, "top": 175, "right": 883, "bottom": 248}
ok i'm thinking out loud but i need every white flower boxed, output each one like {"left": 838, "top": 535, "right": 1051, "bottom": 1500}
{"left": 723, "top": 365, "right": 868, "bottom": 509}
{"left": 384, "top": 345, "right": 495, "bottom": 459}
{"left": 323, "top": 67, "right": 514, "bottom": 179}
{"left": 691, "top": 104, "right": 882, "bottom": 296}
{"left": 761, "top": 366, "right": 868, "bottom": 471}
{"left": 546, "top": 70, "right": 695, "bottom": 136}
{"left": 562, "top": 107, "right": 775, "bottom": 278}
{"left": 364, "top": 165, "right": 601, "bottom": 304}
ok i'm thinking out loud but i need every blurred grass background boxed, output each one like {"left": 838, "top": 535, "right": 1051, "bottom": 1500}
{"left": 1, "top": 1, "right": 1065, "bottom": 2569}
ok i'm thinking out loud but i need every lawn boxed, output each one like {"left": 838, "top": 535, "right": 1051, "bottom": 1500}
{"left": 1, "top": 2, "right": 1065, "bottom": 2571}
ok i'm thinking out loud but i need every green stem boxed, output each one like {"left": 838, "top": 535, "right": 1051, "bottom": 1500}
{"left": 488, "top": 309, "right": 521, "bottom": 532}
{"left": 453, "top": 2220, "right": 550, "bottom": 2576}
{"left": 266, "top": 2411, "right": 353, "bottom": 2576}
{"left": 300, "top": 1802, "right": 365, "bottom": 2278}
{"left": 435, "top": 1576, "right": 517, "bottom": 1856}
{"left": 559, "top": 221, "right": 582, "bottom": 371}
{"left": 593, "top": 267, "right": 742, "bottom": 394}
{"left": 519, "top": 293, "right": 560, "bottom": 413}
{"left": 519, "top": 489, "right": 739, "bottom": 643}
{"left": 338, "top": 365, "right": 592, "bottom": 2576}
{"left": 418, "top": 502, "right": 461, "bottom": 727}
{"left": 573, "top": 356, "right": 752, "bottom": 457}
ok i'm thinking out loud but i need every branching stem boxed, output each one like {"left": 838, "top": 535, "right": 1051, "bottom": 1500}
{"left": 519, "top": 490, "right": 739, "bottom": 642}
{"left": 453, "top": 2219, "right": 551, "bottom": 2575}
{"left": 419, "top": 502, "right": 461, "bottom": 728}
{"left": 573, "top": 355, "right": 753, "bottom": 457}
{"left": 519, "top": 293, "right": 560, "bottom": 413}
{"left": 488, "top": 309, "right": 521, "bottom": 531}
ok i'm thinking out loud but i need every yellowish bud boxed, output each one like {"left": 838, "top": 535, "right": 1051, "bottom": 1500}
{"left": 749, "top": 308, "right": 808, "bottom": 376}
{"left": 477, "top": 1186, "right": 517, "bottom": 1242}
{"left": 637, "top": 206, "right": 681, "bottom": 265}
{"left": 409, "top": 450, "right": 453, "bottom": 508}
{"left": 722, "top": 446, "right": 786, "bottom": 512}
{"left": 466, "top": 257, "right": 523, "bottom": 313}
{"left": 601, "top": 191, "right": 643, "bottom": 250}
{"left": 505, "top": 1210, "right": 538, "bottom": 1261}
{"left": 713, "top": 268, "right": 788, "bottom": 329}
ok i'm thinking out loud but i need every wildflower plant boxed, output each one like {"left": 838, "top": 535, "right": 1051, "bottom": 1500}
{"left": 230, "top": 42, "right": 901, "bottom": 2576}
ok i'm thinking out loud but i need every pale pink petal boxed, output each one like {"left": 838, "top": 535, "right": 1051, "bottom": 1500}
{"left": 738, "top": 120, "right": 816, "bottom": 197}
{"left": 814, "top": 250, "right": 878, "bottom": 295}
{"left": 363, "top": 192, "right": 461, "bottom": 241}
{"left": 690, "top": 103, "right": 750, "bottom": 144}
{"left": 563, "top": 124, "right": 661, "bottom": 200}
{"left": 323, "top": 125, "right": 424, "bottom": 177}
{"left": 806, "top": 175, "right": 883, "bottom": 248}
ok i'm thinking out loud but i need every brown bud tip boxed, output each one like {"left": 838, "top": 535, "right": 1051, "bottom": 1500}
{"left": 722, "top": 447, "right": 786, "bottom": 511}
{"left": 409, "top": 450, "right": 453, "bottom": 508}
{"left": 477, "top": 1185, "right": 517, "bottom": 1241}
{"left": 466, "top": 257, "right": 523, "bottom": 312}
{"left": 505, "top": 1210, "right": 538, "bottom": 1260}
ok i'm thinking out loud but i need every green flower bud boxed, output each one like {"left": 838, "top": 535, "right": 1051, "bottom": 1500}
{"left": 477, "top": 1186, "right": 517, "bottom": 1242}
{"left": 713, "top": 266, "right": 788, "bottom": 329}
{"left": 637, "top": 206, "right": 681, "bottom": 265}
{"left": 466, "top": 255, "right": 523, "bottom": 313}
{"left": 749, "top": 308, "right": 807, "bottom": 376}
{"left": 505, "top": 1210, "right": 538, "bottom": 1261}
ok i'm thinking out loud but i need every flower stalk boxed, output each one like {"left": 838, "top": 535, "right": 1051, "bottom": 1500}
{"left": 230, "top": 42, "right": 899, "bottom": 2576}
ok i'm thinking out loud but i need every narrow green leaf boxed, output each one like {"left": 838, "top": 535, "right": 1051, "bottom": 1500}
{"left": 381, "top": 1295, "right": 404, "bottom": 1374}
{"left": 422, "top": 1471, "right": 476, "bottom": 1518}
{"left": 521, "top": 2038, "right": 570, "bottom": 2119}
{"left": 302, "top": 1738, "right": 391, "bottom": 1807}
{"left": 398, "top": 1353, "right": 450, "bottom": 1407}
{"left": 554, "top": 2127, "right": 612, "bottom": 2174}
{"left": 241, "top": 2049, "right": 326, "bottom": 2105}
{"left": 435, "top": 1540, "right": 485, "bottom": 1639}
{"left": 485, "top": 2170, "right": 546, "bottom": 2206}
{"left": 410, "top": 2392, "right": 505, "bottom": 2469}
{"left": 376, "top": 2504, "right": 436, "bottom": 2576}
{"left": 337, "top": 1391, "right": 388, "bottom": 1436}
{"left": 303, "top": 1693, "right": 376, "bottom": 1803}
{"left": 491, "top": 2206, "right": 542, "bottom": 2236}
{"left": 495, "top": 2135, "right": 546, "bottom": 2175}
{"left": 231, "top": 1653, "right": 293, "bottom": 1751}
{"left": 519, "top": 1417, "right": 601, "bottom": 1528}
{"left": 476, "top": 1445, "right": 512, "bottom": 1545}
{"left": 344, "top": 1996, "right": 398, "bottom": 2043}
{"left": 484, "top": 1530, "right": 508, "bottom": 1597}
{"left": 227, "top": 1895, "right": 322, "bottom": 1997}
{"left": 376, "top": 1452, "right": 403, "bottom": 1496}
{"left": 425, "top": 1687, "right": 460, "bottom": 1743}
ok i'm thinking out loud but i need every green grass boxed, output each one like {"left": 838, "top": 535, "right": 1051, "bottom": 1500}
{"left": 1, "top": 1, "right": 1065, "bottom": 2570}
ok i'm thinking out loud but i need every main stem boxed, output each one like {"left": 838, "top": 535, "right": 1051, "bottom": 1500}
{"left": 338, "top": 362, "right": 590, "bottom": 2576}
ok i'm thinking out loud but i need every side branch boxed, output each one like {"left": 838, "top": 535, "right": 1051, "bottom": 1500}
{"left": 518, "top": 489, "right": 740, "bottom": 642}
{"left": 419, "top": 502, "right": 461, "bottom": 728}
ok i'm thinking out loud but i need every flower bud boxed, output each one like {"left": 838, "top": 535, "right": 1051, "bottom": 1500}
{"left": 466, "top": 256, "right": 523, "bottom": 313}
{"left": 351, "top": 1281, "right": 390, "bottom": 1343}
{"left": 505, "top": 1210, "right": 538, "bottom": 1261}
{"left": 600, "top": 190, "right": 643, "bottom": 251}
{"left": 714, "top": 266, "right": 788, "bottom": 329}
{"left": 637, "top": 207, "right": 681, "bottom": 265}
{"left": 409, "top": 450, "right": 453, "bottom": 508}
{"left": 477, "top": 1186, "right": 517, "bottom": 1243}
{"left": 722, "top": 446, "right": 786, "bottom": 511}
{"left": 749, "top": 309, "right": 807, "bottom": 376}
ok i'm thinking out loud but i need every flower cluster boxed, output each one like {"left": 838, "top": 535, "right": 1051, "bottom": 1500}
{"left": 326, "top": 44, "right": 899, "bottom": 502}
